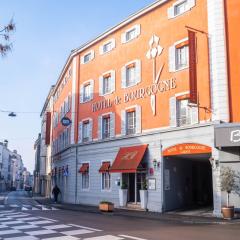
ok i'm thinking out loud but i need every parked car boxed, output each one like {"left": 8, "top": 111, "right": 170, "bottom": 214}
{"left": 24, "top": 185, "right": 32, "bottom": 191}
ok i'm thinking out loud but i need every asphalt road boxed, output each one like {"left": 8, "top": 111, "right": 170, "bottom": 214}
{"left": 0, "top": 190, "right": 240, "bottom": 240}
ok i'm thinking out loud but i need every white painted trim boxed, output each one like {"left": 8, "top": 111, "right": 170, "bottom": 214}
{"left": 99, "top": 38, "right": 116, "bottom": 55}
{"left": 100, "top": 159, "right": 112, "bottom": 192}
{"left": 174, "top": 91, "right": 190, "bottom": 97}
{"left": 70, "top": 56, "right": 77, "bottom": 144}
{"left": 207, "top": 0, "right": 229, "bottom": 122}
{"left": 79, "top": 161, "right": 90, "bottom": 191}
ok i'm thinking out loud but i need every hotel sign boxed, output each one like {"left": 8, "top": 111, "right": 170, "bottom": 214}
{"left": 215, "top": 124, "right": 240, "bottom": 147}
{"left": 92, "top": 78, "right": 177, "bottom": 112}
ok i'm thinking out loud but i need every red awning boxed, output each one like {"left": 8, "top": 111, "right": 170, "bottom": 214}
{"left": 79, "top": 163, "right": 89, "bottom": 173}
{"left": 110, "top": 144, "right": 148, "bottom": 173}
{"left": 99, "top": 162, "right": 111, "bottom": 173}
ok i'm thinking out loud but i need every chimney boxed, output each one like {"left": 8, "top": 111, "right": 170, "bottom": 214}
{"left": 3, "top": 140, "right": 8, "bottom": 148}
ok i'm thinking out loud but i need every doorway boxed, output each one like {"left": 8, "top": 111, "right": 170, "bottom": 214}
{"left": 122, "top": 172, "right": 146, "bottom": 203}
{"left": 164, "top": 153, "right": 213, "bottom": 212}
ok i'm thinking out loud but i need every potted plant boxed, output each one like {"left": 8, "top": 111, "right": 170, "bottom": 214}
{"left": 140, "top": 179, "right": 148, "bottom": 209}
{"left": 220, "top": 167, "right": 237, "bottom": 219}
{"left": 119, "top": 181, "right": 128, "bottom": 207}
{"left": 99, "top": 201, "right": 114, "bottom": 212}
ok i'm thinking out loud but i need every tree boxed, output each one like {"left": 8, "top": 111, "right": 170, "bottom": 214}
{"left": 0, "top": 19, "right": 16, "bottom": 57}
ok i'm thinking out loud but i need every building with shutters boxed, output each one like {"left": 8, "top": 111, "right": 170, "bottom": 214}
{"left": 40, "top": 0, "right": 240, "bottom": 216}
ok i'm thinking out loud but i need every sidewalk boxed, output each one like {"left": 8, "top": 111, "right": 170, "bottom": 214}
{"left": 0, "top": 191, "right": 9, "bottom": 205}
{"left": 33, "top": 195, "right": 240, "bottom": 225}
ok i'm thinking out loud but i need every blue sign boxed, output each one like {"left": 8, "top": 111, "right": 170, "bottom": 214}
{"left": 61, "top": 117, "right": 72, "bottom": 126}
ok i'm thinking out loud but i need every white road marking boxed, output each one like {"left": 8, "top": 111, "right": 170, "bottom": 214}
{"left": 51, "top": 207, "right": 59, "bottom": 210}
{"left": 69, "top": 224, "right": 102, "bottom": 232}
{"left": 42, "top": 206, "right": 50, "bottom": 210}
{"left": 25, "top": 229, "right": 57, "bottom": 236}
{"left": 21, "top": 207, "right": 29, "bottom": 210}
{"left": 11, "top": 225, "right": 38, "bottom": 230}
{"left": 4, "top": 236, "right": 38, "bottom": 240}
{"left": 39, "top": 217, "right": 57, "bottom": 222}
{"left": 16, "top": 217, "right": 39, "bottom": 221}
{"left": 43, "top": 224, "right": 72, "bottom": 230}
{"left": 61, "top": 229, "right": 93, "bottom": 236}
{"left": 119, "top": 235, "right": 148, "bottom": 240}
{"left": 31, "top": 207, "right": 39, "bottom": 210}
{"left": 0, "top": 225, "right": 7, "bottom": 229}
{"left": 29, "top": 220, "right": 54, "bottom": 225}
{"left": 84, "top": 236, "right": 124, "bottom": 240}
{"left": 9, "top": 205, "right": 18, "bottom": 208}
{"left": 7, "top": 214, "right": 30, "bottom": 218}
{"left": 0, "top": 210, "right": 14, "bottom": 214}
{"left": 0, "top": 217, "right": 11, "bottom": 221}
{"left": 43, "top": 236, "right": 79, "bottom": 240}
{"left": 0, "top": 229, "right": 21, "bottom": 235}
{"left": 2, "top": 221, "right": 23, "bottom": 225}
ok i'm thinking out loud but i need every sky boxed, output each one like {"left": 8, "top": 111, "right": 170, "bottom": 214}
{"left": 0, "top": 0, "right": 155, "bottom": 173}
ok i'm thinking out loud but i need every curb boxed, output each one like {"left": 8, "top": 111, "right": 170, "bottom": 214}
{"left": 33, "top": 198, "right": 240, "bottom": 225}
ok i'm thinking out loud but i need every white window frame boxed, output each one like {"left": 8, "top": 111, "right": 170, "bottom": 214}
{"left": 99, "top": 38, "right": 115, "bottom": 55}
{"left": 169, "top": 38, "right": 189, "bottom": 72}
{"left": 175, "top": 44, "right": 189, "bottom": 71}
{"left": 126, "top": 109, "right": 136, "bottom": 135}
{"left": 81, "top": 162, "right": 90, "bottom": 191}
{"left": 99, "top": 70, "right": 115, "bottom": 96}
{"left": 81, "top": 50, "right": 95, "bottom": 64}
{"left": 121, "top": 24, "right": 141, "bottom": 44}
{"left": 82, "top": 120, "right": 90, "bottom": 143}
{"left": 100, "top": 160, "right": 112, "bottom": 192}
{"left": 102, "top": 114, "right": 111, "bottom": 139}
{"left": 168, "top": 0, "right": 196, "bottom": 19}
{"left": 121, "top": 60, "right": 141, "bottom": 88}
{"left": 80, "top": 79, "right": 94, "bottom": 103}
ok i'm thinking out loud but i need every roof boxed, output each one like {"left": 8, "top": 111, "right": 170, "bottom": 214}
{"left": 52, "top": 0, "right": 168, "bottom": 95}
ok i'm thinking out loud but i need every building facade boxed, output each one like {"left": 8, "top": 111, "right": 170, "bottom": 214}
{"left": 40, "top": 0, "right": 240, "bottom": 216}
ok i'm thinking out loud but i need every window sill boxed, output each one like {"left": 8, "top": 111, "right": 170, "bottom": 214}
{"left": 101, "top": 91, "right": 113, "bottom": 97}
{"left": 174, "top": 66, "right": 189, "bottom": 72}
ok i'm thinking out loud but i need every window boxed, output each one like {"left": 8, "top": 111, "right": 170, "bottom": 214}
{"left": 126, "top": 110, "right": 136, "bottom": 135}
{"left": 126, "top": 28, "right": 136, "bottom": 42}
{"left": 84, "top": 53, "right": 91, "bottom": 63}
{"left": 176, "top": 45, "right": 189, "bottom": 70}
{"left": 83, "top": 84, "right": 91, "bottom": 102}
{"left": 80, "top": 80, "right": 94, "bottom": 103}
{"left": 81, "top": 50, "right": 94, "bottom": 64}
{"left": 177, "top": 99, "right": 191, "bottom": 126}
{"left": 168, "top": 0, "right": 196, "bottom": 19}
{"left": 122, "top": 60, "right": 141, "bottom": 88}
{"left": 102, "top": 172, "right": 111, "bottom": 190}
{"left": 103, "top": 75, "right": 111, "bottom": 95}
{"left": 80, "top": 163, "right": 89, "bottom": 190}
{"left": 82, "top": 121, "right": 90, "bottom": 142}
{"left": 121, "top": 24, "right": 141, "bottom": 43}
{"left": 126, "top": 64, "right": 136, "bottom": 87}
{"left": 102, "top": 116, "right": 110, "bottom": 139}
{"left": 174, "top": 0, "right": 187, "bottom": 15}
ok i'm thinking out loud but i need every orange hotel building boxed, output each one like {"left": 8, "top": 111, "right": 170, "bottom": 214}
{"left": 40, "top": 0, "right": 240, "bottom": 216}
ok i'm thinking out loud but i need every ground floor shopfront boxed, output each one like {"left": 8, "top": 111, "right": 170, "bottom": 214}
{"left": 52, "top": 123, "right": 227, "bottom": 216}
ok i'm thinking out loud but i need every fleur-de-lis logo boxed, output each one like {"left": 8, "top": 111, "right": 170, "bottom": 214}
{"left": 146, "top": 35, "right": 164, "bottom": 116}
{"left": 146, "top": 35, "right": 163, "bottom": 59}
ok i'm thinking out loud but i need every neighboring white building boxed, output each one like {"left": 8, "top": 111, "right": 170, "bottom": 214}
{"left": 0, "top": 140, "right": 27, "bottom": 191}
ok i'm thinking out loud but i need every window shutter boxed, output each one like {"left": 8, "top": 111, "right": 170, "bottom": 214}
{"left": 187, "top": 0, "right": 196, "bottom": 10}
{"left": 169, "top": 97, "right": 177, "bottom": 127}
{"left": 68, "top": 94, "right": 71, "bottom": 111}
{"left": 98, "top": 115, "right": 102, "bottom": 140}
{"left": 135, "top": 105, "right": 142, "bottom": 134}
{"left": 111, "top": 38, "right": 116, "bottom": 49}
{"left": 191, "top": 105, "right": 199, "bottom": 124}
{"left": 121, "top": 32, "right": 126, "bottom": 44}
{"left": 169, "top": 46, "right": 176, "bottom": 72}
{"left": 78, "top": 122, "right": 83, "bottom": 143}
{"left": 110, "top": 112, "right": 115, "bottom": 138}
{"left": 167, "top": 6, "right": 174, "bottom": 19}
{"left": 90, "top": 79, "right": 94, "bottom": 100}
{"left": 121, "top": 110, "right": 126, "bottom": 136}
{"left": 89, "top": 119, "right": 93, "bottom": 141}
{"left": 121, "top": 66, "right": 127, "bottom": 88}
{"left": 90, "top": 50, "right": 95, "bottom": 61}
{"left": 99, "top": 45, "right": 104, "bottom": 55}
{"left": 136, "top": 24, "right": 141, "bottom": 37}
{"left": 99, "top": 76, "right": 103, "bottom": 96}
{"left": 80, "top": 56, "right": 84, "bottom": 64}
{"left": 111, "top": 70, "right": 116, "bottom": 93}
{"left": 80, "top": 84, "right": 84, "bottom": 103}
{"left": 135, "top": 60, "right": 142, "bottom": 84}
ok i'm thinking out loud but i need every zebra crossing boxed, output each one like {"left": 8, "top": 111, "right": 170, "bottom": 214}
{"left": 0, "top": 204, "right": 58, "bottom": 211}
{"left": 0, "top": 209, "right": 148, "bottom": 240}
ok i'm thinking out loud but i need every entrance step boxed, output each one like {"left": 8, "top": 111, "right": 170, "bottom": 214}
{"left": 117, "top": 203, "right": 145, "bottom": 212}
